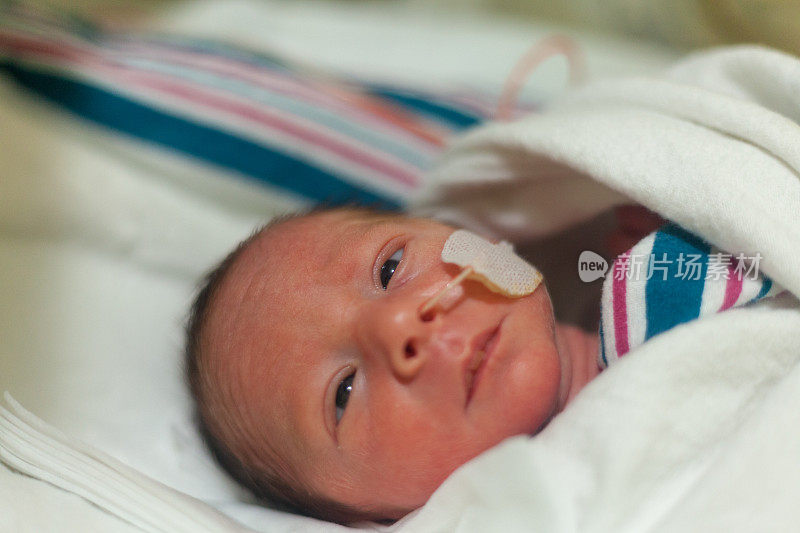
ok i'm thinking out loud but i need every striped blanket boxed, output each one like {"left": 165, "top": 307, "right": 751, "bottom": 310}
{"left": 0, "top": 4, "right": 500, "bottom": 210}
{"left": 598, "top": 222, "right": 785, "bottom": 368}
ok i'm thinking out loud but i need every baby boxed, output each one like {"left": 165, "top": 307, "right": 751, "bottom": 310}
{"left": 185, "top": 205, "right": 655, "bottom": 524}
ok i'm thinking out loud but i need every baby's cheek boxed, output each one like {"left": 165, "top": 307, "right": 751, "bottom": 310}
{"left": 361, "top": 390, "right": 456, "bottom": 463}
{"left": 495, "top": 297, "right": 561, "bottom": 434}
{"left": 508, "top": 348, "right": 561, "bottom": 432}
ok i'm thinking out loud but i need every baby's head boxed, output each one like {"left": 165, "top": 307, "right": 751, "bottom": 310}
{"left": 186, "top": 206, "right": 570, "bottom": 523}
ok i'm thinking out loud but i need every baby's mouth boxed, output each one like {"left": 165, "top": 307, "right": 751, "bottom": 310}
{"left": 465, "top": 319, "right": 504, "bottom": 404}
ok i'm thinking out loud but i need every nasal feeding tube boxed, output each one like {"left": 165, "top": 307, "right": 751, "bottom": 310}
{"left": 420, "top": 230, "right": 544, "bottom": 315}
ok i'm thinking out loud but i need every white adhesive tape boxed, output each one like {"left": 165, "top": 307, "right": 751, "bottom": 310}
{"left": 441, "top": 229, "right": 543, "bottom": 297}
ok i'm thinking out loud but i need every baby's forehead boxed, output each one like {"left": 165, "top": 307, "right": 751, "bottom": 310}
{"left": 214, "top": 208, "right": 410, "bottom": 329}
{"left": 246, "top": 209, "right": 409, "bottom": 267}
{"left": 217, "top": 206, "right": 418, "bottom": 311}
{"left": 272, "top": 208, "right": 406, "bottom": 237}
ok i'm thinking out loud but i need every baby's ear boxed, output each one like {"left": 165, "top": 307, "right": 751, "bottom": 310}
{"left": 605, "top": 205, "right": 665, "bottom": 258}
{"left": 614, "top": 205, "right": 666, "bottom": 236}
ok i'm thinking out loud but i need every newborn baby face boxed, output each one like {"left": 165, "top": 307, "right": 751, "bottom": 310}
{"left": 203, "top": 209, "right": 568, "bottom": 520}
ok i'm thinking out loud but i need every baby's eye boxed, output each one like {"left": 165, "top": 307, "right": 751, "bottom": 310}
{"left": 335, "top": 372, "right": 355, "bottom": 423}
{"left": 379, "top": 248, "right": 404, "bottom": 290}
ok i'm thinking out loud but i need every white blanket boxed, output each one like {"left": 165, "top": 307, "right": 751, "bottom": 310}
{"left": 399, "top": 46, "right": 800, "bottom": 532}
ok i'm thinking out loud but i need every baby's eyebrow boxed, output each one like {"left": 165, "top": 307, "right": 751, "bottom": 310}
{"left": 361, "top": 216, "right": 407, "bottom": 244}
{"left": 332, "top": 217, "right": 401, "bottom": 283}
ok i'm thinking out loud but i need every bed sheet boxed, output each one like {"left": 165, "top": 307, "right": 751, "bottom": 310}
{"left": 151, "top": 0, "right": 678, "bottom": 96}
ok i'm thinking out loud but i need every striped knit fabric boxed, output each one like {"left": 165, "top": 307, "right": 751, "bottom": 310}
{"left": 598, "top": 223, "right": 785, "bottom": 369}
{"left": 0, "top": 5, "right": 503, "bottom": 209}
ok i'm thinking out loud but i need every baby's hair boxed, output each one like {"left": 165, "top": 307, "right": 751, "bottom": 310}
{"left": 184, "top": 204, "right": 395, "bottom": 524}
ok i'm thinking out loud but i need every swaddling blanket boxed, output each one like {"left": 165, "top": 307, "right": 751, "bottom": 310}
{"left": 398, "top": 46, "right": 800, "bottom": 532}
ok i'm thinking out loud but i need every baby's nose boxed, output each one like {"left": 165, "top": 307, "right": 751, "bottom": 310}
{"left": 379, "top": 302, "right": 434, "bottom": 381}
{"left": 387, "top": 326, "right": 427, "bottom": 381}
{"left": 360, "top": 284, "right": 462, "bottom": 381}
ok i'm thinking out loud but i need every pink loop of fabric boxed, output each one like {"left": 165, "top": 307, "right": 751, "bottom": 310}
{"left": 495, "top": 34, "right": 585, "bottom": 121}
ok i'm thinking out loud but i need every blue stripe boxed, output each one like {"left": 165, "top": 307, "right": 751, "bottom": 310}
{"left": 115, "top": 58, "right": 434, "bottom": 169}
{"left": 108, "top": 34, "right": 295, "bottom": 75}
{"left": 598, "top": 321, "right": 608, "bottom": 368}
{"left": 365, "top": 86, "right": 483, "bottom": 129}
{"left": 0, "top": 62, "right": 401, "bottom": 209}
{"left": 645, "top": 223, "right": 711, "bottom": 340}
{"left": 754, "top": 276, "right": 773, "bottom": 301}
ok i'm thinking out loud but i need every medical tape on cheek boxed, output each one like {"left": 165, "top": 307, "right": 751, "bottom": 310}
{"left": 420, "top": 230, "right": 544, "bottom": 314}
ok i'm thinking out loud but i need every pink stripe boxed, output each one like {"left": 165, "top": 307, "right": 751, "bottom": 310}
{"left": 105, "top": 43, "right": 447, "bottom": 150}
{"left": 0, "top": 33, "right": 421, "bottom": 187}
{"left": 719, "top": 263, "right": 743, "bottom": 311}
{"left": 612, "top": 253, "right": 631, "bottom": 356}
{"left": 0, "top": 33, "right": 103, "bottom": 63}
{"left": 133, "top": 77, "right": 421, "bottom": 186}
